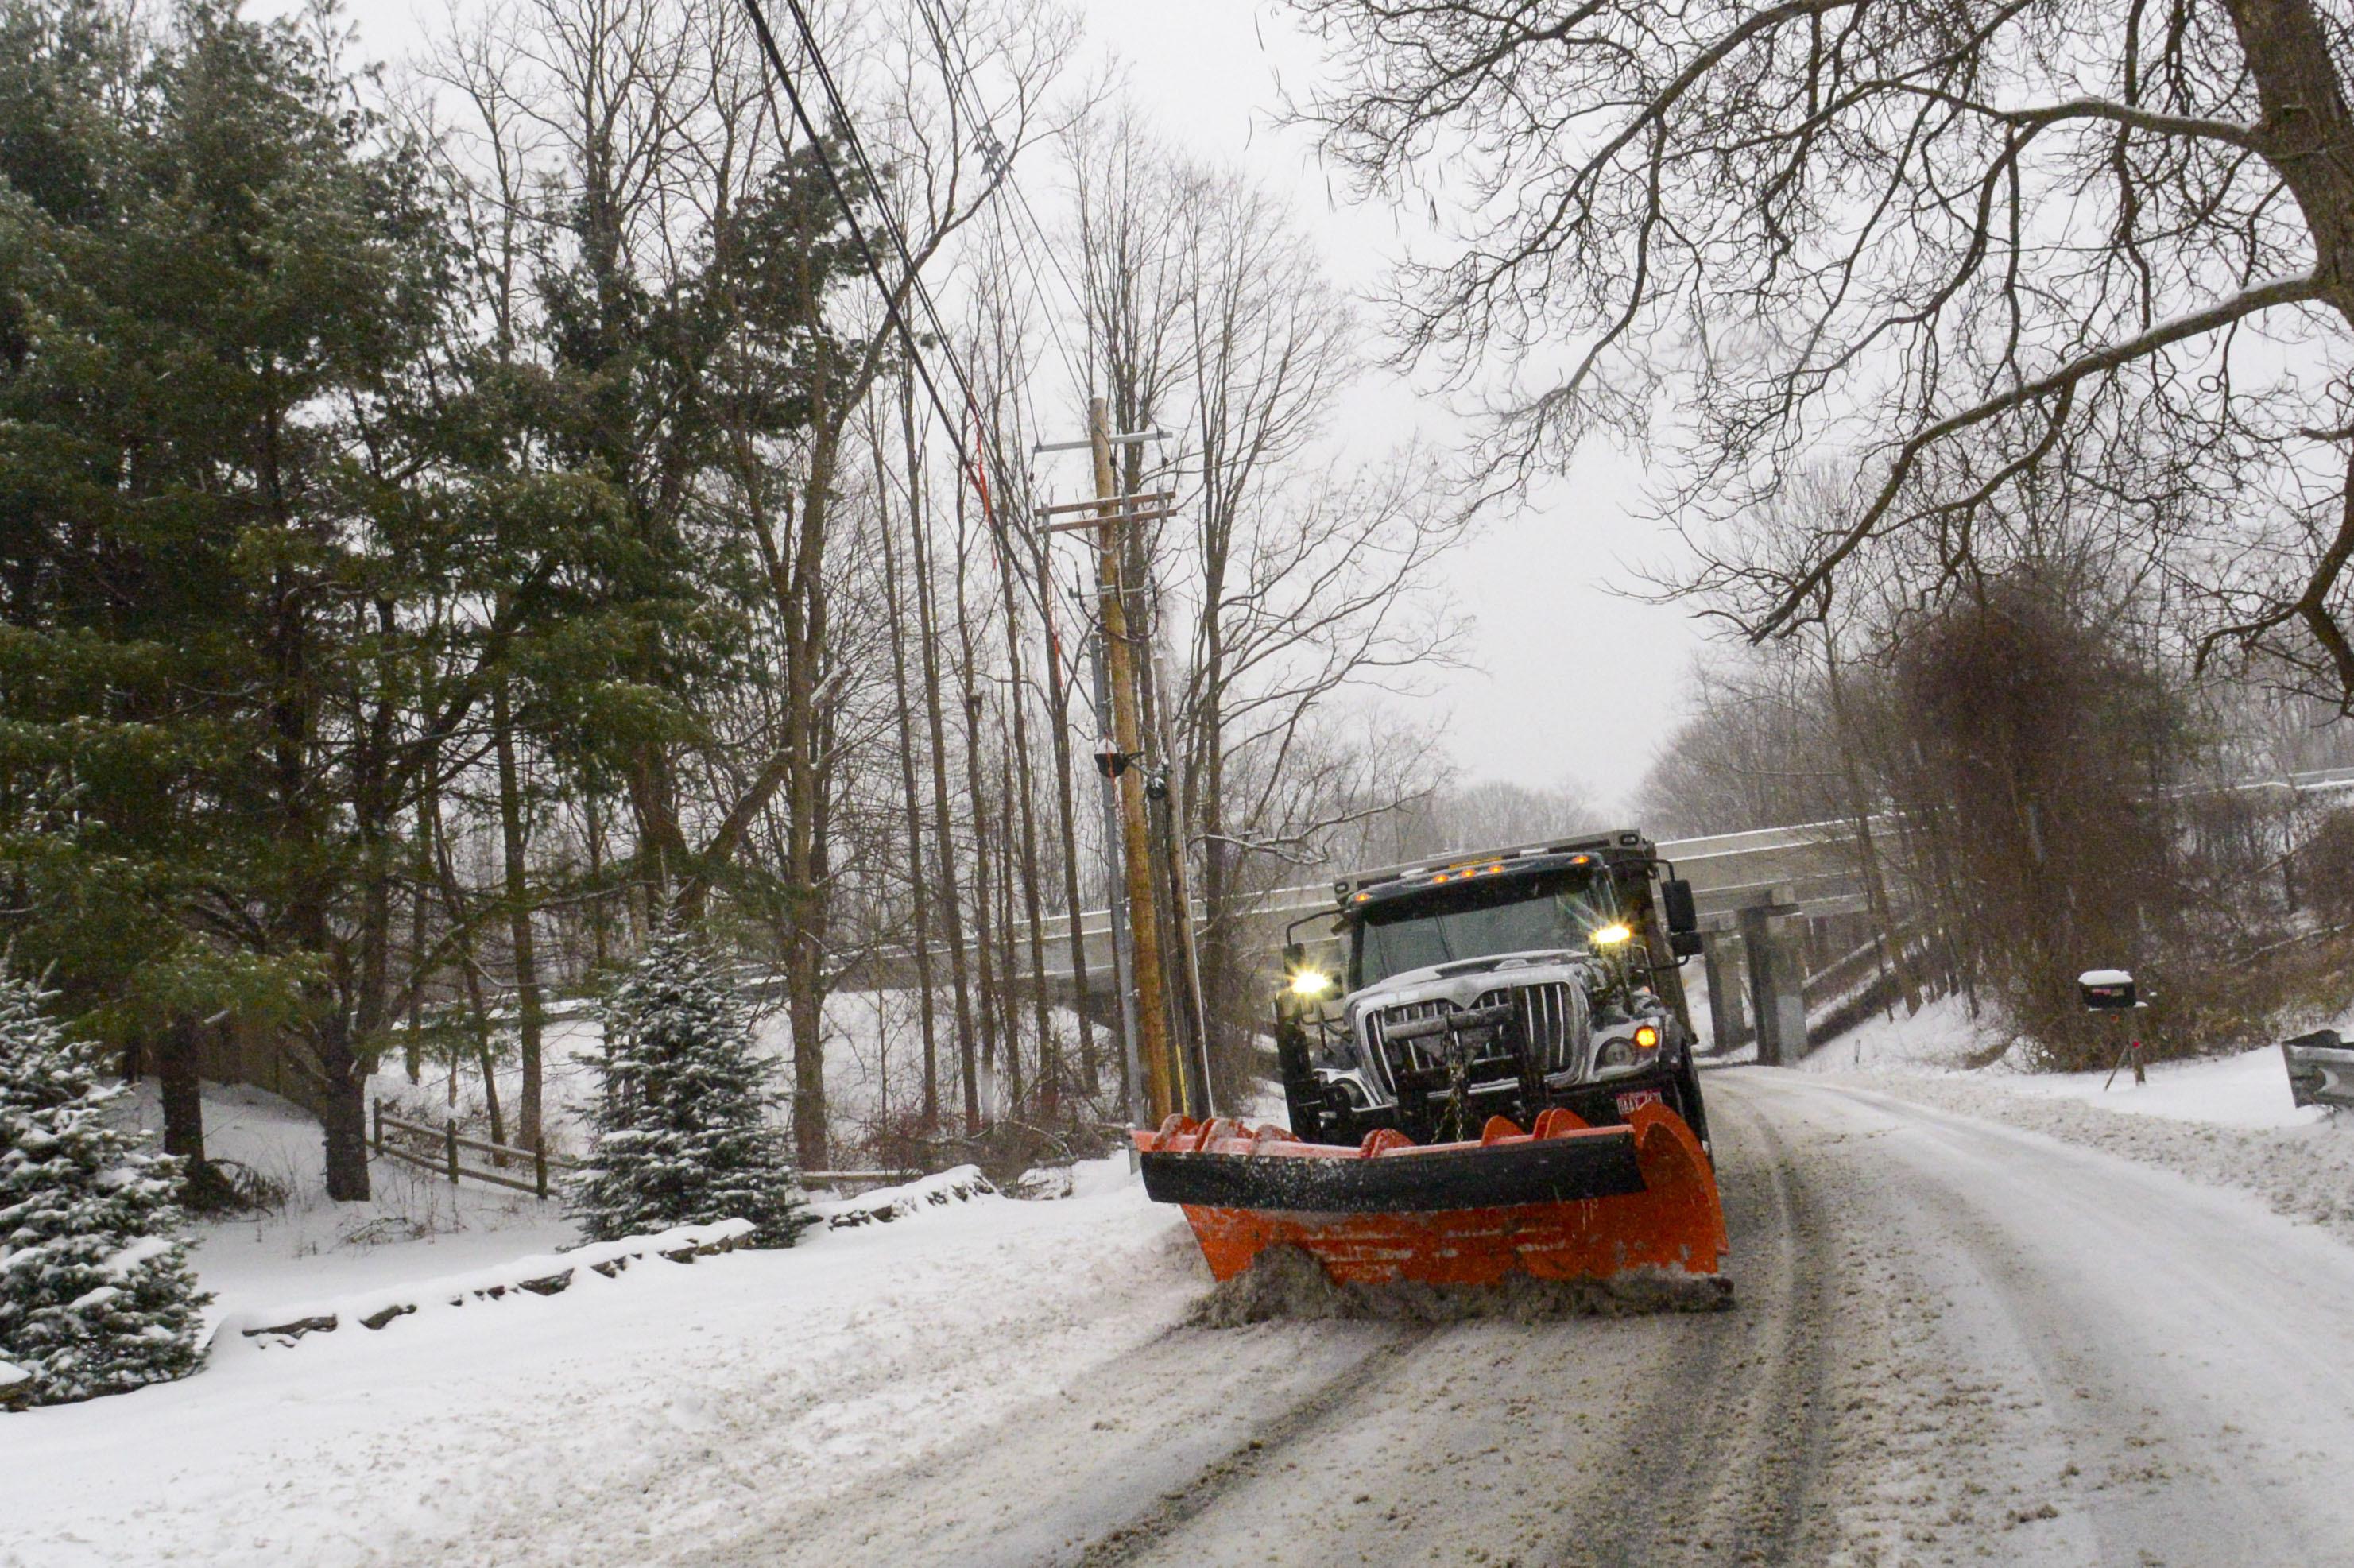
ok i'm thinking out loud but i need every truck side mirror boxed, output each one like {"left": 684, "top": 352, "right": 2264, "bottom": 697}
{"left": 1282, "top": 942, "right": 1306, "bottom": 971}
{"left": 1662, "top": 877, "right": 1698, "bottom": 935}
{"left": 1669, "top": 930, "right": 1705, "bottom": 958}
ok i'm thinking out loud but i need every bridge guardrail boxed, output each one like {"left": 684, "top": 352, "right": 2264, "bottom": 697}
{"left": 2282, "top": 1030, "right": 2354, "bottom": 1111}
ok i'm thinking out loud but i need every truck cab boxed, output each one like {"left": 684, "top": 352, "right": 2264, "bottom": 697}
{"left": 1275, "top": 830, "right": 1711, "bottom": 1152}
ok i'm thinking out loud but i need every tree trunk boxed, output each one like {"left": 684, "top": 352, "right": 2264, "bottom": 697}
{"left": 312, "top": 1015, "right": 374, "bottom": 1203}
{"left": 155, "top": 1016, "right": 234, "bottom": 1208}
{"left": 908, "top": 381, "right": 981, "bottom": 1135}
{"left": 877, "top": 431, "right": 941, "bottom": 1129}
{"left": 493, "top": 679, "right": 546, "bottom": 1149}
{"left": 157, "top": 1018, "right": 206, "bottom": 1169}
{"left": 993, "top": 722, "right": 1027, "bottom": 1113}
{"left": 583, "top": 788, "right": 610, "bottom": 971}
{"left": 1032, "top": 542, "right": 1099, "bottom": 1094}
{"left": 959, "top": 684, "right": 1003, "bottom": 1120}
{"left": 997, "top": 543, "right": 1059, "bottom": 1116}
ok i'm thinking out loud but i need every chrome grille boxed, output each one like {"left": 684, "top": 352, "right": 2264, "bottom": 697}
{"left": 1361, "top": 981, "right": 1583, "bottom": 1094}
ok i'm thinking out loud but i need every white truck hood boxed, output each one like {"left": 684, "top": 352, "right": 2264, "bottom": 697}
{"left": 1343, "top": 949, "right": 1597, "bottom": 1018}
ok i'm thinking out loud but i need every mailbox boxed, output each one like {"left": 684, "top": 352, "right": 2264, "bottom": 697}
{"left": 2078, "top": 969, "right": 2136, "bottom": 1012}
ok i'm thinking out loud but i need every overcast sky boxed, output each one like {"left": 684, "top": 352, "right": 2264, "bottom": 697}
{"left": 331, "top": 0, "right": 1713, "bottom": 808}
{"left": 1071, "top": 2, "right": 1709, "bottom": 810}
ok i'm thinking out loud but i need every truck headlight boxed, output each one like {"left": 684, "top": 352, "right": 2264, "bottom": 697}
{"left": 1595, "top": 1026, "right": 1661, "bottom": 1074}
{"left": 1287, "top": 968, "right": 1333, "bottom": 998}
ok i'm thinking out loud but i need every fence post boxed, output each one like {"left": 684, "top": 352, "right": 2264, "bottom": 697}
{"left": 445, "top": 1117, "right": 459, "bottom": 1185}
{"left": 371, "top": 1098, "right": 382, "bottom": 1156}
{"left": 534, "top": 1135, "right": 548, "bottom": 1202}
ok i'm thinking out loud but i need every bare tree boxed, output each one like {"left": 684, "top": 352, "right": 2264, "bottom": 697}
{"left": 1291, "top": 0, "right": 2354, "bottom": 699}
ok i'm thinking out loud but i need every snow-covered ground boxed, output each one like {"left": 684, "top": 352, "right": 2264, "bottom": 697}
{"left": 17, "top": 993, "right": 2354, "bottom": 1564}
{"left": 1, "top": 1138, "right": 1191, "bottom": 1568}
{"left": 1790, "top": 993, "right": 2354, "bottom": 1254}
{"left": 117, "top": 1082, "right": 576, "bottom": 1330}
{"left": 1802, "top": 991, "right": 2338, "bottom": 1127}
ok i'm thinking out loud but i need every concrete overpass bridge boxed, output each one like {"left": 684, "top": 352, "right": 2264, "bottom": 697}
{"left": 834, "top": 821, "right": 1876, "bottom": 1068}
{"left": 843, "top": 763, "right": 2354, "bottom": 1067}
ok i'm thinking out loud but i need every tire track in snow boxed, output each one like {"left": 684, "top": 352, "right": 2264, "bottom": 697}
{"left": 1094, "top": 1078, "right": 1830, "bottom": 1568}
{"left": 1540, "top": 1074, "right": 1841, "bottom": 1566}
{"left": 1783, "top": 1074, "right": 2354, "bottom": 1565}
{"left": 1072, "top": 1325, "right": 1440, "bottom": 1565}
{"left": 686, "top": 1317, "right": 1429, "bottom": 1566}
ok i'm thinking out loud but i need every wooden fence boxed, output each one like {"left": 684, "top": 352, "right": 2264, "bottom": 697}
{"left": 372, "top": 1101, "right": 579, "bottom": 1200}
{"left": 370, "top": 1101, "right": 923, "bottom": 1199}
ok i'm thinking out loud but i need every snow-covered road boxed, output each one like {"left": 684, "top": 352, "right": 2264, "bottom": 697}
{"left": 11, "top": 1069, "right": 2354, "bottom": 1566}
{"left": 699, "top": 1070, "right": 2354, "bottom": 1567}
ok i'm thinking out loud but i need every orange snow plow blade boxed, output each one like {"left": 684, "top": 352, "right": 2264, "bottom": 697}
{"left": 1134, "top": 1101, "right": 1725, "bottom": 1287}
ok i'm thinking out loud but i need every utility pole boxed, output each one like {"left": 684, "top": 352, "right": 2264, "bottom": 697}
{"left": 1035, "top": 400, "right": 1180, "bottom": 1121}
{"left": 1093, "top": 636, "right": 1144, "bottom": 1130}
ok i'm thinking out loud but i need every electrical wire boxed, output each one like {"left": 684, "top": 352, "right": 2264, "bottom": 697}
{"left": 739, "top": 0, "right": 1129, "bottom": 734}
{"left": 738, "top": 0, "right": 1098, "bottom": 661}
{"left": 735, "top": 0, "right": 979, "bottom": 482}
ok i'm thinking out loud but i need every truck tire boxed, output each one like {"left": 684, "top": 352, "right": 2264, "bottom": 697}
{"left": 1673, "top": 1059, "right": 1713, "bottom": 1153}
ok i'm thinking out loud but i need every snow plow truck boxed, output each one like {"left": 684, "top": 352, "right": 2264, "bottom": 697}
{"left": 1136, "top": 830, "right": 1728, "bottom": 1291}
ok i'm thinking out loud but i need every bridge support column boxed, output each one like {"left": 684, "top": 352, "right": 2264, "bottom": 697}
{"left": 1739, "top": 906, "right": 1810, "bottom": 1067}
{"left": 1699, "top": 931, "right": 1748, "bottom": 1053}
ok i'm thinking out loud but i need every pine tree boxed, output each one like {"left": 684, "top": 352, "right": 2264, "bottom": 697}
{"left": 0, "top": 967, "right": 209, "bottom": 1405}
{"left": 571, "top": 931, "right": 807, "bottom": 1247}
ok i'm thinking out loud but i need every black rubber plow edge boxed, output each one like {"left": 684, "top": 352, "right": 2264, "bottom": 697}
{"left": 1140, "top": 1129, "right": 1647, "bottom": 1214}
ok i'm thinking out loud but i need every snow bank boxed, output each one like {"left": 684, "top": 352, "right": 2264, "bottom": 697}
{"left": 0, "top": 1157, "right": 1194, "bottom": 1568}
{"left": 1798, "top": 994, "right": 2339, "bottom": 1131}
{"left": 1795, "top": 995, "right": 2354, "bottom": 1242}
{"left": 813, "top": 1165, "right": 998, "bottom": 1229}
{"left": 219, "top": 1219, "right": 757, "bottom": 1347}
{"left": 1796, "top": 993, "right": 1996, "bottom": 1075}
{"left": 112, "top": 1081, "right": 578, "bottom": 1332}
{"left": 1824, "top": 1070, "right": 2354, "bottom": 1249}
{"left": 1979, "top": 1043, "right": 2332, "bottom": 1130}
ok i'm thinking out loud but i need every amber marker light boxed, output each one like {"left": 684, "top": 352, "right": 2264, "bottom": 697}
{"left": 1633, "top": 1024, "right": 1660, "bottom": 1050}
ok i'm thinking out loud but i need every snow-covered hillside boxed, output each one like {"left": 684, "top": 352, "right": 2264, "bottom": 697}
{"left": 359, "top": 989, "right": 1103, "bottom": 1174}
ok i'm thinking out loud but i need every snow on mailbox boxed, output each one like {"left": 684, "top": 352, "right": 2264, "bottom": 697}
{"left": 2078, "top": 969, "right": 2136, "bottom": 1012}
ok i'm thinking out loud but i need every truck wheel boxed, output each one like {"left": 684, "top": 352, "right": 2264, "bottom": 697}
{"left": 1674, "top": 1061, "right": 1713, "bottom": 1153}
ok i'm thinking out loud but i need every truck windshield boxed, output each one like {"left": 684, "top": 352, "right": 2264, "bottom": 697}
{"left": 1351, "top": 872, "right": 1622, "bottom": 989}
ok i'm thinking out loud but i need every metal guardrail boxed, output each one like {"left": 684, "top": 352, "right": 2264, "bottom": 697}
{"left": 2282, "top": 1031, "right": 2354, "bottom": 1111}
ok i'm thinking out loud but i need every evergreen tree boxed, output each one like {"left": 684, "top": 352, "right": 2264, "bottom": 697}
{"left": 0, "top": 965, "right": 207, "bottom": 1404}
{"left": 571, "top": 931, "right": 806, "bottom": 1246}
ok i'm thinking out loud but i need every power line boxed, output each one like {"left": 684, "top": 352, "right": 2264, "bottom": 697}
{"left": 741, "top": 0, "right": 1084, "bottom": 629}
{"left": 738, "top": 0, "right": 1114, "bottom": 675}
{"left": 762, "top": 0, "right": 988, "bottom": 427}
{"left": 734, "top": 0, "right": 978, "bottom": 480}
{"left": 907, "top": 0, "right": 1090, "bottom": 398}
